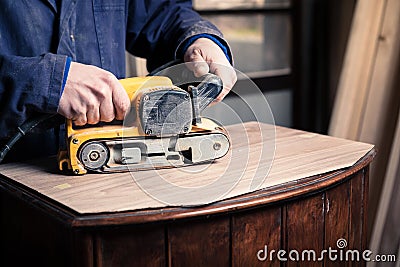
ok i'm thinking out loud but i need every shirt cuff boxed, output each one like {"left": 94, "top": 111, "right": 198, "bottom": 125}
{"left": 179, "top": 34, "right": 232, "bottom": 65}
{"left": 61, "top": 57, "right": 72, "bottom": 96}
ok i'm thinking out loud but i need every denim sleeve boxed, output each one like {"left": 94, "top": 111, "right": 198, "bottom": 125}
{"left": 0, "top": 53, "right": 67, "bottom": 138}
{"left": 177, "top": 33, "right": 232, "bottom": 65}
{"left": 126, "top": 0, "right": 233, "bottom": 72}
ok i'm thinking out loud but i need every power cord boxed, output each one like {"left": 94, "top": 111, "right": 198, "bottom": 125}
{"left": 0, "top": 114, "right": 55, "bottom": 164}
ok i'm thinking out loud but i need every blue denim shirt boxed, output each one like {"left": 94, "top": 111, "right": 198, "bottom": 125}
{"left": 0, "top": 0, "right": 231, "bottom": 161}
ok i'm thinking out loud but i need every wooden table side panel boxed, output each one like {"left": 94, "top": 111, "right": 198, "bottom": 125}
{"left": 94, "top": 225, "right": 166, "bottom": 267}
{"left": 324, "top": 177, "right": 351, "bottom": 266}
{"left": 362, "top": 166, "right": 369, "bottom": 252}
{"left": 168, "top": 217, "right": 230, "bottom": 267}
{"left": 349, "top": 170, "right": 367, "bottom": 266}
{"left": 0, "top": 187, "right": 74, "bottom": 267}
{"left": 231, "top": 206, "right": 281, "bottom": 266}
{"left": 286, "top": 193, "right": 325, "bottom": 267}
{"left": 72, "top": 230, "right": 94, "bottom": 267}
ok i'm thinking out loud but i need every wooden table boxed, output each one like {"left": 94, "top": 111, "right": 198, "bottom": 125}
{"left": 0, "top": 122, "right": 375, "bottom": 266}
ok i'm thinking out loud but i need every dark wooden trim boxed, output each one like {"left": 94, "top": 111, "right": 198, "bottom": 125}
{"left": 0, "top": 175, "right": 77, "bottom": 226}
{"left": 362, "top": 166, "right": 369, "bottom": 252}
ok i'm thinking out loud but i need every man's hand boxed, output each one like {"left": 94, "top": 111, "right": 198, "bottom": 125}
{"left": 58, "top": 62, "right": 130, "bottom": 126}
{"left": 184, "top": 38, "right": 237, "bottom": 102}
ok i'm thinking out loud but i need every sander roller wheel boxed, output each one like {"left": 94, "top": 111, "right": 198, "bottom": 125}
{"left": 79, "top": 141, "right": 109, "bottom": 170}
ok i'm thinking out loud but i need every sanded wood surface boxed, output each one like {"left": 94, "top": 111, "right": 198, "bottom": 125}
{"left": 0, "top": 122, "right": 373, "bottom": 214}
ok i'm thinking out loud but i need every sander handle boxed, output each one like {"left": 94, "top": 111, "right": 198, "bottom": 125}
{"left": 195, "top": 73, "right": 223, "bottom": 112}
{"left": 188, "top": 73, "right": 222, "bottom": 125}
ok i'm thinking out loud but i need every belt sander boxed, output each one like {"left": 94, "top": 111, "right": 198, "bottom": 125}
{"left": 58, "top": 74, "right": 230, "bottom": 175}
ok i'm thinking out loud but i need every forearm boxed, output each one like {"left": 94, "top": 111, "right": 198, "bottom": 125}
{"left": 0, "top": 53, "right": 67, "bottom": 138}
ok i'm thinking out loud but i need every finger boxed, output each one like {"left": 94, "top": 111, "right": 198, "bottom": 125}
{"left": 112, "top": 82, "right": 130, "bottom": 121}
{"left": 185, "top": 49, "right": 210, "bottom": 77}
{"left": 74, "top": 113, "right": 88, "bottom": 126}
{"left": 99, "top": 98, "right": 115, "bottom": 122}
{"left": 215, "top": 87, "right": 231, "bottom": 102}
{"left": 86, "top": 106, "right": 100, "bottom": 125}
{"left": 211, "top": 64, "right": 237, "bottom": 102}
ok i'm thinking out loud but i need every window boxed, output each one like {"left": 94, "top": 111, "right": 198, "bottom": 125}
{"left": 195, "top": 0, "right": 294, "bottom": 127}
{"left": 194, "top": 0, "right": 292, "bottom": 78}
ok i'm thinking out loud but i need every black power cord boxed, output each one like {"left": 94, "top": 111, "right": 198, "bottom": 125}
{"left": 0, "top": 114, "right": 55, "bottom": 164}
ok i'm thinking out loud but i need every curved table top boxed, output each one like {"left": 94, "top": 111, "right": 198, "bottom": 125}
{"left": 0, "top": 122, "right": 375, "bottom": 227}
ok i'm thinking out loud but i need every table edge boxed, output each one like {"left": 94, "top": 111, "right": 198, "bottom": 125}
{"left": 0, "top": 148, "right": 376, "bottom": 228}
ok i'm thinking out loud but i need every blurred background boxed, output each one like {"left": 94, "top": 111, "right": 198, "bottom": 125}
{"left": 126, "top": 0, "right": 400, "bottom": 264}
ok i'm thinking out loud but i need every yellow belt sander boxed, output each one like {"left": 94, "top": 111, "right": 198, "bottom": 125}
{"left": 58, "top": 74, "right": 230, "bottom": 175}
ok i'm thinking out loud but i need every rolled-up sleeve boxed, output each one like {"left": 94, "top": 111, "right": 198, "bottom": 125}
{"left": 0, "top": 53, "right": 67, "bottom": 138}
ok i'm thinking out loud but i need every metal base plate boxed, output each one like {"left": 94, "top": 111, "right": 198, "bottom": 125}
{"left": 78, "top": 131, "right": 230, "bottom": 173}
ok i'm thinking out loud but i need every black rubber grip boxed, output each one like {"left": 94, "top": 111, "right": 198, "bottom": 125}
{"left": 195, "top": 73, "right": 223, "bottom": 112}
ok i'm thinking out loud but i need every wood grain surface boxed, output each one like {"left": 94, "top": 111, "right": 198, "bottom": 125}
{"left": 0, "top": 122, "right": 373, "bottom": 214}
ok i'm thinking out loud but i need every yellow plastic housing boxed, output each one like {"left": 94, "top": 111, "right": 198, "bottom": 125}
{"left": 58, "top": 76, "right": 175, "bottom": 174}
